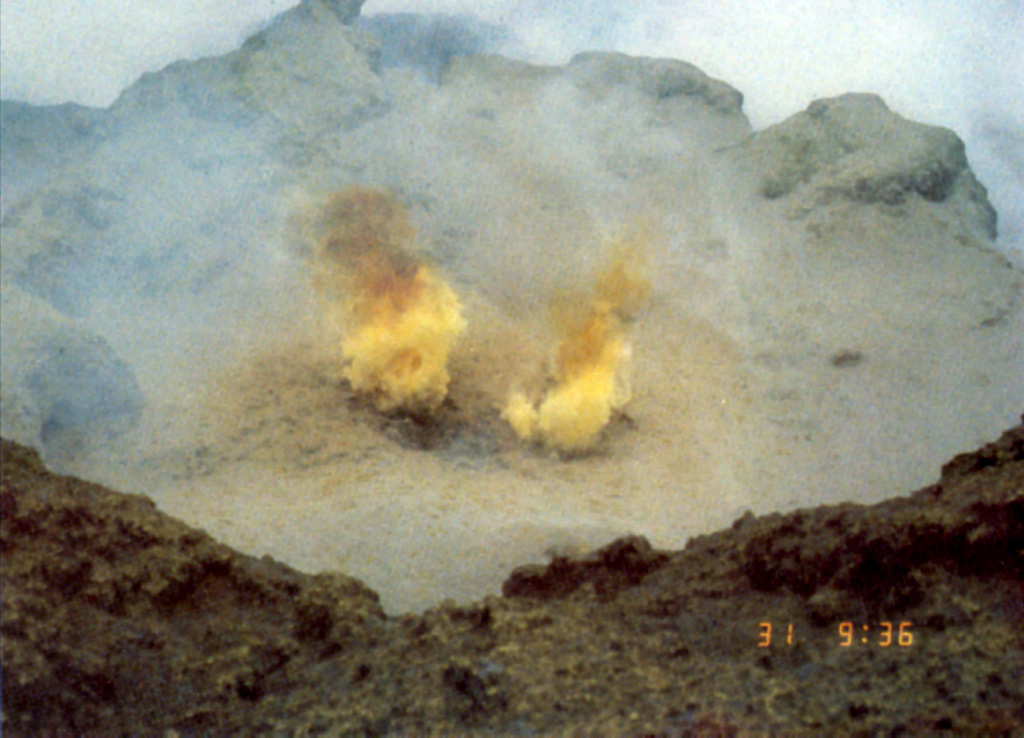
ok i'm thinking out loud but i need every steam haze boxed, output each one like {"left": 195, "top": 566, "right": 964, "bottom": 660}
{"left": 2, "top": 0, "right": 1022, "bottom": 613}
{"left": 3, "top": 0, "right": 1022, "bottom": 256}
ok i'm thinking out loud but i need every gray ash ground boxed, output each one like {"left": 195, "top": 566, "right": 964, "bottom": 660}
{"left": 2, "top": 418, "right": 1022, "bottom": 735}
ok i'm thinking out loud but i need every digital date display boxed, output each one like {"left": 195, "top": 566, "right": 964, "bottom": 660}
{"left": 758, "top": 621, "right": 914, "bottom": 648}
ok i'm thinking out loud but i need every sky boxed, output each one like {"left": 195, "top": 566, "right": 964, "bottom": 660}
{"left": 1, "top": 0, "right": 1022, "bottom": 254}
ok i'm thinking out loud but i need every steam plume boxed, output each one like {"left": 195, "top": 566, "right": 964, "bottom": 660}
{"left": 504, "top": 237, "right": 650, "bottom": 453}
{"left": 312, "top": 187, "right": 466, "bottom": 414}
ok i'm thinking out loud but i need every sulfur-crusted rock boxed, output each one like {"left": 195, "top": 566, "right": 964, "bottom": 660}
{"left": 730, "top": 92, "right": 998, "bottom": 238}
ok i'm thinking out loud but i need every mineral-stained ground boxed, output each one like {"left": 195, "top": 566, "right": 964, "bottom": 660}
{"left": 1, "top": 419, "right": 1022, "bottom": 735}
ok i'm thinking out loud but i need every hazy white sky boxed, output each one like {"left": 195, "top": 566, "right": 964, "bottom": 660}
{"left": 1, "top": 0, "right": 1022, "bottom": 250}
{"left": 0, "top": 0, "right": 1018, "bottom": 124}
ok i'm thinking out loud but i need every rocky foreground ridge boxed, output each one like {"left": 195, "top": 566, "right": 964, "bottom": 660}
{"left": 2, "top": 418, "right": 1022, "bottom": 735}
{"left": 2, "top": 0, "right": 1023, "bottom": 732}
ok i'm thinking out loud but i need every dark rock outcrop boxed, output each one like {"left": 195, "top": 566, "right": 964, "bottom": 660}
{"left": 0, "top": 285, "right": 144, "bottom": 468}
{"left": 0, "top": 439, "right": 384, "bottom": 734}
{"left": 3, "top": 418, "right": 1022, "bottom": 734}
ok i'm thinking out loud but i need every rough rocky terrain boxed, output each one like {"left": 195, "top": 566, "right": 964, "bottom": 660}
{"left": 2, "top": 416, "right": 1021, "bottom": 735}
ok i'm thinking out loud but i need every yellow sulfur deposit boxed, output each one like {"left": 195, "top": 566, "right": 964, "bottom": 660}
{"left": 341, "top": 262, "right": 465, "bottom": 413}
{"left": 313, "top": 188, "right": 466, "bottom": 414}
{"left": 504, "top": 240, "right": 649, "bottom": 453}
